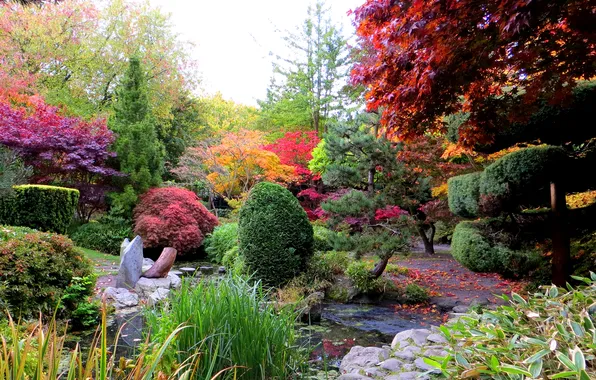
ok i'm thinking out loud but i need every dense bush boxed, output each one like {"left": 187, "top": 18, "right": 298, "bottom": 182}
{"left": 479, "top": 145, "right": 567, "bottom": 209}
{"left": 0, "top": 185, "right": 79, "bottom": 234}
{"left": 133, "top": 187, "right": 218, "bottom": 255}
{"left": 0, "top": 226, "right": 94, "bottom": 319}
{"left": 313, "top": 224, "right": 335, "bottom": 251}
{"left": 451, "top": 221, "right": 541, "bottom": 277}
{"left": 70, "top": 215, "right": 132, "bottom": 255}
{"left": 404, "top": 283, "right": 430, "bottom": 304}
{"left": 145, "top": 276, "right": 306, "bottom": 379}
{"left": 346, "top": 261, "right": 385, "bottom": 293}
{"left": 447, "top": 172, "right": 481, "bottom": 218}
{"left": 429, "top": 277, "right": 596, "bottom": 379}
{"left": 204, "top": 222, "right": 238, "bottom": 263}
{"left": 238, "top": 182, "right": 314, "bottom": 287}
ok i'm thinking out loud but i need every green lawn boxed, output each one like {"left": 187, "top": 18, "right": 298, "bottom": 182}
{"left": 77, "top": 247, "right": 119, "bottom": 275}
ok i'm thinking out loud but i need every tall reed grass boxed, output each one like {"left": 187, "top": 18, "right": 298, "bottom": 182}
{"left": 144, "top": 275, "right": 307, "bottom": 379}
{"left": 0, "top": 306, "right": 223, "bottom": 379}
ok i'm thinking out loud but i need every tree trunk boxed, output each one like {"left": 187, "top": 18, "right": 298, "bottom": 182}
{"left": 370, "top": 255, "right": 390, "bottom": 279}
{"left": 417, "top": 224, "right": 435, "bottom": 255}
{"left": 367, "top": 166, "right": 375, "bottom": 197}
{"left": 550, "top": 181, "right": 570, "bottom": 286}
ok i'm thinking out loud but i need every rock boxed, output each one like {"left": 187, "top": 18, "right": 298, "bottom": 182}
{"left": 169, "top": 270, "right": 183, "bottom": 276}
{"left": 396, "top": 372, "right": 429, "bottom": 380}
{"left": 426, "top": 333, "right": 447, "bottom": 344}
{"left": 338, "top": 375, "right": 373, "bottom": 380}
{"left": 431, "top": 297, "right": 460, "bottom": 312}
{"left": 134, "top": 273, "right": 181, "bottom": 298}
{"left": 120, "top": 238, "right": 130, "bottom": 255}
{"left": 393, "top": 346, "right": 421, "bottom": 361}
{"left": 218, "top": 266, "right": 227, "bottom": 274}
{"left": 391, "top": 329, "right": 432, "bottom": 349}
{"left": 300, "top": 291, "right": 324, "bottom": 323}
{"left": 424, "top": 348, "right": 449, "bottom": 357}
{"left": 179, "top": 267, "right": 197, "bottom": 276}
{"left": 143, "top": 258, "right": 155, "bottom": 267}
{"left": 199, "top": 266, "right": 214, "bottom": 274}
{"left": 470, "top": 297, "right": 490, "bottom": 307}
{"left": 103, "top": 287, "right": 139, "bottom": 309}
{"left": 452, "top": 305, "right": 469, "bottom": 313}
{"left": 143, "top": 247, "right": 177, "bottom": 278}
{"left": 379, "top": 358, "right": 403, "bottom": 372}
{"left": 148, "top": 288, "right": 170, "bottom": 306}
{"left": 339, "top": 346, "right": 390, "bottom": 374}
{"left": 415, "top": 357, "right": 441, "bottom": 373}
{"left": 116, "top": 236, "right": 144, "bottom": 289}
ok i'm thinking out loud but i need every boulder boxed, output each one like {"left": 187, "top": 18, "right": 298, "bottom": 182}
{"left": 135, "top": 273, "right": 181, "bottom": 298}
{"left": 148, "top": 288, "right": 170, "bottom": 306}
{"left": 103, "top": 287, "right": 139, "bottom": 309}
{"left": 116, "top": 236, "right": 143, "bottom": 289}
{"left": 391, "top": 329, "right": 432, "bottom": 349}
{"left": 339, "top": 346, "right": 390, "bottom": 374}
{"left": 143, "top": 247, "right": 177, "bottom": 278}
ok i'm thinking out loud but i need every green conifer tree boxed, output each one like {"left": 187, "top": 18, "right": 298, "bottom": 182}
{"left": 110, "top": 57, "right": 164, "bottom": 215}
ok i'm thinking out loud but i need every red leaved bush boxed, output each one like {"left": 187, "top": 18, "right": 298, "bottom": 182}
{"left": 133, "top": 187, "right": 218, "bottom": 255}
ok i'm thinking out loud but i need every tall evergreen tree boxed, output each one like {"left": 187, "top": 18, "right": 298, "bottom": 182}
{"left": 110, "top": 57, "right": 164, "bottom": 215}
{"left": 259, "top": 1, "right": 352, "bottom": 135}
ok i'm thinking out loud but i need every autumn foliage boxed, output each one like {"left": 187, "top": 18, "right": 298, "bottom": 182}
{"left": 263, "top": 131, "right": 320, "bottom": 182}
{"left": 174, "top": 129, "right": 295, "bottom": 199}
{"left": 352, "top": 0, "right": 595, "bottom": 147}
{"left": 133, "top": 187, "right": 218, "bottom": 255}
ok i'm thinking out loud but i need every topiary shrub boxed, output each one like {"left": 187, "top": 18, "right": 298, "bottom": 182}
{"left": 133, "top": 187, "right": 219, "bottom": 255}
{"left": 451, "top": 221, "right": 500, "bottom": 273}
{"left": 0, "top": 185, "right": 79, "bottom": 234}
{"left": 70, "top": 215, "right": 132, "bottom": 255}
{"left": 452, "top": 221, "right": 542, "bottom": 277}
{"left": 447, "top": 172, "right": 481, "bottom": 218}
{"left": 0, "top": 226, "right": 94, "bottom": 319}
{"left": 479, "top": 145, "right": 568, "bottom": 210}
{"left": 204, "top": 222, "right": 238, "bottom": 264}
{"left": 238, "top": 182, "right": 314, "bottom": 287}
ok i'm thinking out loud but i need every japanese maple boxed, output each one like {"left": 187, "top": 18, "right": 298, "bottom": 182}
{"left": 263, "top": 131, "right": 320, "bottom": 182}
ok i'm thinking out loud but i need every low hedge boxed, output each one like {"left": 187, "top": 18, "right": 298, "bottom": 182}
{"left": 0, "top": 226, "right": 95, "bottom": 318}
{"left": 204, "top": 223, "right": 238, "bottom": 264}
{"left": 451, "top": 221, "right": 541, "bottom": 278}
{"left": 0, "top": 185, "right": 79, "bottom": 234}
{"left": 447, "top": 172, "right": 481, "bottom": 218}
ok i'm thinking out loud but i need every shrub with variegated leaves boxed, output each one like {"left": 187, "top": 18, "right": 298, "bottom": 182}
{"left": 425, "top": 274, "right": 596, "bottom": 379}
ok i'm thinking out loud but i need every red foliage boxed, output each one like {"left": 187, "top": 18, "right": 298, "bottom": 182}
{"left": 375, "top": 205, "right": 408, "bottom": 221}
{"left": 263, "top": 131, "right": 320, "bottom": 183}
{"left": 352, "top": 0, "right": 595, "bottom": 147}
{"left": 133, "top": 187, "right": 219, "bottom": 254}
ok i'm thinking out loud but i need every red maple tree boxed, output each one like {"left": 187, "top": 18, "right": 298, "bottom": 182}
{"left": 263, "top": 131, "right": 320, "bottom": 183}
{"left": 351, "top": 0, "right": 595, "bottom": 147}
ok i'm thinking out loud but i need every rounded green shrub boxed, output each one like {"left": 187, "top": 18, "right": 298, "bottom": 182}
{"left": 0, "top": 226, "right": 94, "bottom": 318}
{"left": 447, "top": 172, "right": 481, "bottom": 218}
{"left": 70, "top": 216, "right": 132, "bottom": 255}
{"left": 0, "top": 185, "right": 79, "bottom": 234}
{"left": 238, "top": 182, "right": 314, "bottom": 287}
{"left": 346, "top": 261, "right": 384, "bottom": 293}
{"left": 204, "top": 222, "right": 238, "bottom": 264}
{"left": 451, "top": 221, "right": 497, "bottom": 272}
{"left": 404, "top": 283, "right": 430, "bottom": 304}
{"left": 479, "top": 145, "right": 567, "bottom": 207}
{"left": 452, "top": 221, "right": 541, "bottom": 277}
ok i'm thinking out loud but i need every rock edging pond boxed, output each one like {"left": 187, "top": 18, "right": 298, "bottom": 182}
{"left": 338, "top": 327, "right": 449, "bottom": 380}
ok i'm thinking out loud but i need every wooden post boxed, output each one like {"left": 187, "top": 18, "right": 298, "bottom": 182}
{"left": 550, "top": 181, "right": 570, "bottom": 286}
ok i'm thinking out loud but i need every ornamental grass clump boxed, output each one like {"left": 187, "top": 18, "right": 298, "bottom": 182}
{"left": 145, "top": 275, "right": 307, "bottom": 379}
{"left": 426, "top": 274, "right": 596, "bottom": 379}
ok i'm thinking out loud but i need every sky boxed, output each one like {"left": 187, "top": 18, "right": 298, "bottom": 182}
{"left": 147, "top": 0, "right": 363, "bottom": 106}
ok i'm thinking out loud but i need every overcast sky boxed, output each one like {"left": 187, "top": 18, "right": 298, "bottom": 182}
{"left": 147, "top": 0, "right": 363, "bottom": 106}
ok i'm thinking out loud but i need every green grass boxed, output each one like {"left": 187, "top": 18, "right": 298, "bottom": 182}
{"left": 77, "top": 247, "right": 119, "bottom": 275}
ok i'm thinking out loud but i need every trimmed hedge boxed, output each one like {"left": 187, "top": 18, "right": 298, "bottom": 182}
{"left": 447, "top": 172, "right": 481, "bottom": 218}
{"left": 0, "top": 226, "right": 94, "bottom": 318}
{"left": 480, "top": 145, "right": 567, "bottom": 206}
{"left": 0, "top": 185, "right": 79, "bottom": 234}
{"left": 238, "top": 182, "right": 314, "bottom": 287}
{"left": 451, "top": 221, "right": 541, "bottom": 277}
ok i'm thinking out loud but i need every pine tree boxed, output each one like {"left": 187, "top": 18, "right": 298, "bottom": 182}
{"left": 259, "top": 1, "right": 352, "bottom": 134}
{"left": 110, "top": 57, "right": 164, "bottom": 215}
